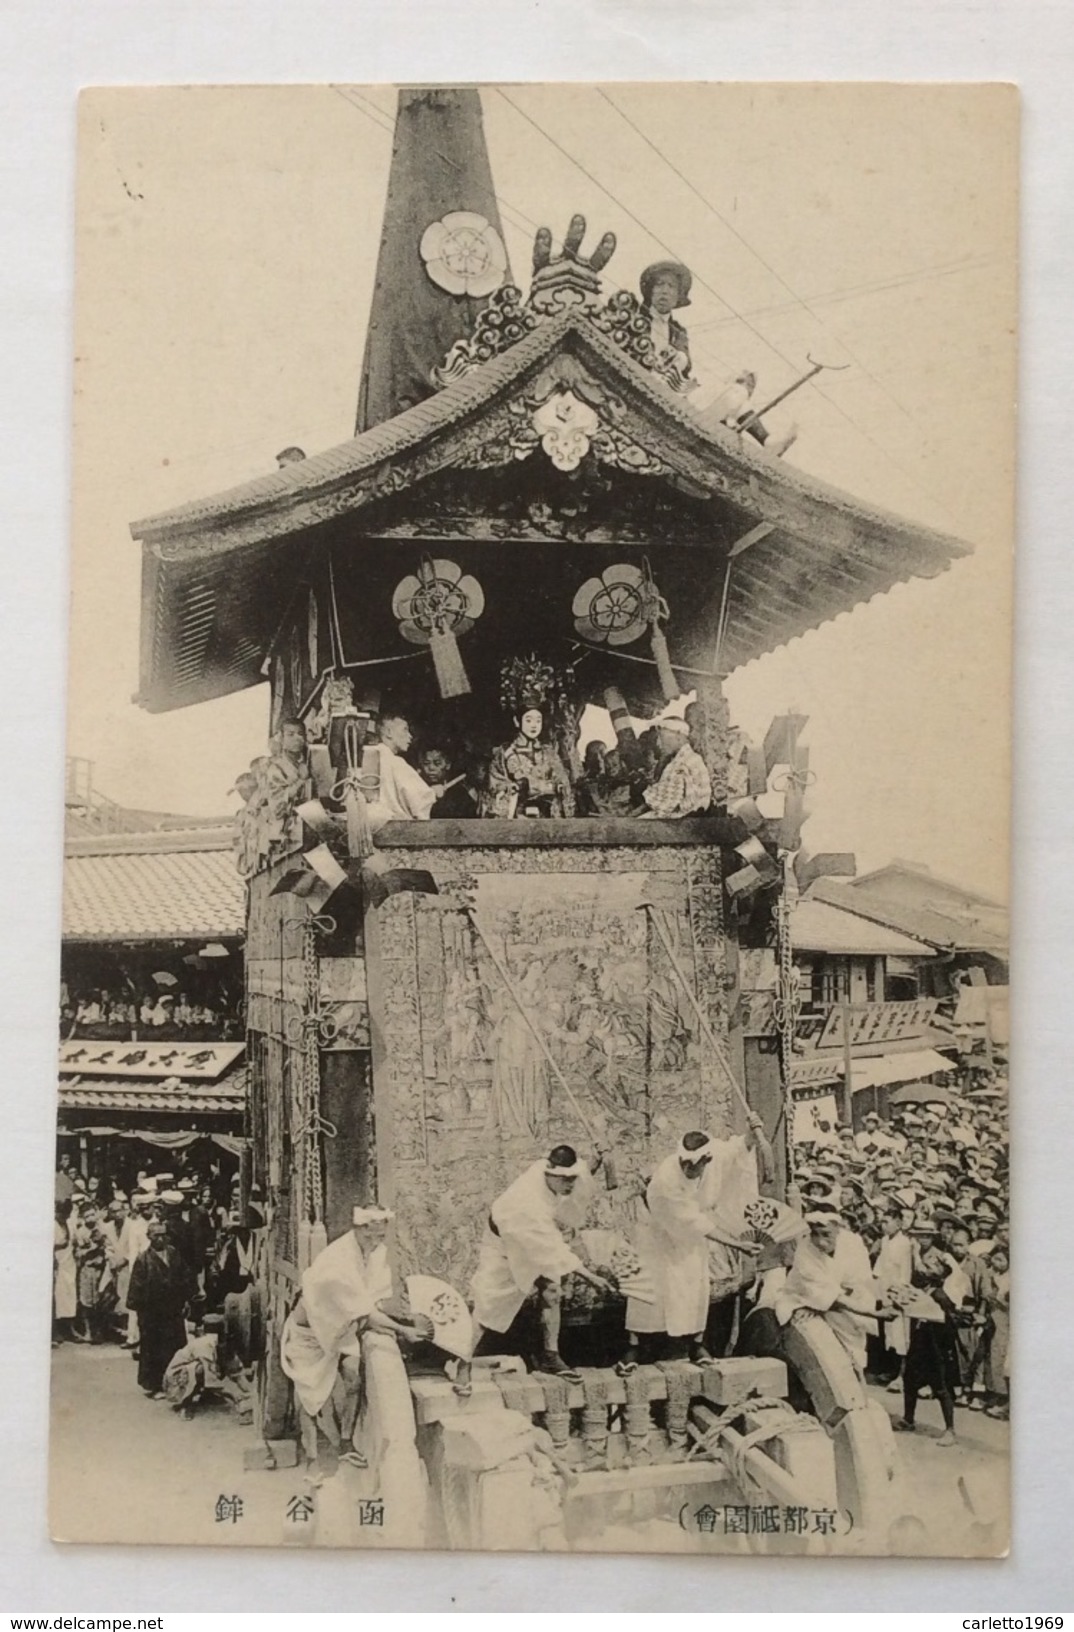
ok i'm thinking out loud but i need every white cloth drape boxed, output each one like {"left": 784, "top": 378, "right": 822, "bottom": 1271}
{"left": 280, "top": 1233, "right": 392, "bottom": 1417}
{"left": 470, "top": 1161, "right": 591, "bottom": 1334}
{"left": 366, "top": 744, "right": 437, "bottom": 827}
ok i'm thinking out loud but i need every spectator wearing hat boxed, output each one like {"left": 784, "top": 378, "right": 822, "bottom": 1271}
{"left": 854, "top": 1111, "right": 893, "bottom": 1157}
{"left": 71, "top": 1204, "right": 112, "bottom": 1345}
{"left": 119, "top": 1192, "right": 154, "bottom": 1350}
{"left": 982, "top": 1242, "right": 1009, "bottom": 1419}
{"left": 126, "top": 1220, "right": 193, "bottom": 1398}
{"left": 160, "top": 1189, "right": 198, "bottom": 1279}
{"left": 946, "top": 1224, "right": 994, "bottom": 1409}
{"left": 893, "top": 1237, "right": 965, "bottom": 1447}
{"left": 99, "top": 1196, "right": 130, "bottom": 1340}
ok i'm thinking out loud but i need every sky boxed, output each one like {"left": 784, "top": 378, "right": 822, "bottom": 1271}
{"left": 67, "top": 82, "right": 1016, "bottom": 897}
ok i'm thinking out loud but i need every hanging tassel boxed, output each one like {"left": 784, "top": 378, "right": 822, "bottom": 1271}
{"left": 648, "top": 621, "right": 679, "bottom": 703}
{"left": 309, "top": 1218, "right": 327, "bottom": 1264}
{"left": 428, "top": 625, "right": 472, "bottom": 698}
{"left": 297, "top": 1218, "right": 312, "bottom": 1273}
{"left": 339, "top": 722, "right": 374, "bottom": 863}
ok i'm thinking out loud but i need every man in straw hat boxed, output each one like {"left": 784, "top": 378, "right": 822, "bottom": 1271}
{"left": 281, "top": 1205, "right": 433, "bottom": 1472}
{"left": 455, "top": 1145, "right": 611, "bottom": 1397}
{"left": 638, "top": 260, "right": 693, "bottom": 374}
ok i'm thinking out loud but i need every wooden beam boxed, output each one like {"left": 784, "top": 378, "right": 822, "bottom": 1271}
{"left": 374, "top": 816, "right": 738, "bottom": 849}
{"left": 728, "top": 521, "right": 775, "bottom": 558}
{"left": 562, "top": 1460, "right": 730, "bottom": 1498}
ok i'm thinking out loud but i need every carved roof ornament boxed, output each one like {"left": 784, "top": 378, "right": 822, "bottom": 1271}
{"left": 419, "top": 211, "right": 508, "bottom": 298}
{"left": 434, "top": 214, "right": 696, "bottom": 397}
{"left": 528, "top": 213, "right": 617, "bottom": 315}
{"left": 449, "top": 351, "right": 673, "bottom": 479}
{"left": 530, "top": 390, "right": 600, "bottom": 472}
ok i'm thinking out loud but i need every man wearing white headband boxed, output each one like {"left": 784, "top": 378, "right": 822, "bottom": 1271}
{"left": 455, "top": 1145, "right": 611, "bottom": 1397}
{"left": 773, "top": 1208, "right": 878, "bottom": 1375}
{"left": 640, "top": 1121, "right": 769, "bottom": 1363}
{"left": 638, "top": 714, "right": 712, "bottom": 820}
{"left": 281, "top": 1203, "right": 434, "bottom": 1474}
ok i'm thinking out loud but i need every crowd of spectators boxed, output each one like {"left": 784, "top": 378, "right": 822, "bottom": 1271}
{"left": 60, "top": 986, "right": 243, "bottom": 1042}
{"left": 53, "top": 1152, "right": 257, "bottom": 1419}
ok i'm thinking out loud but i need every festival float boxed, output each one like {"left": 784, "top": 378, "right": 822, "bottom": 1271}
{"left": 131, "top": 88, "right": 970, "bottom": 1550}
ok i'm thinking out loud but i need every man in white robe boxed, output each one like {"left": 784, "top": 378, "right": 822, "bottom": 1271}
{"left": 455, "top": 1146, "right": 611, "bottom": 1395}
{"left": 98, "top": 1196, "right": 130, "bottom": 1338}
{"left": 365, "top": 712, "right": 438, "bottom": 829}
{"left": 872, "top": 1209, "right": 914, "bottom": 1388}
{"left": 774, "top": 1210, "right": 878, "bottom": 1373}
{"left": 281, "top": 1205, "right": 432, "bottom": 1471}
{"left": 640, "top": 1126, "right": 766, "bottom": 1363}
{"left": 118, "top": 1192, "right": 153, "bottom": 1348}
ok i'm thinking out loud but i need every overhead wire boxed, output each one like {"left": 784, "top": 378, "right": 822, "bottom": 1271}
{"left": 596, "top": 87, "right": 952, "bottom": 435}
{"left": 494, "top": 86, "right": 960, "bottom": 524}
{"left": 687, "top": 252, "right": 1003, "bottom": 335}
{"left": 331, "top": 84, "right": 740, "bottom": 374}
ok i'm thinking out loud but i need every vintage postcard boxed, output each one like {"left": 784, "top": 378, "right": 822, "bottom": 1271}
{"left": 51, "top": 82, "right": 1014, "bottom": 1556}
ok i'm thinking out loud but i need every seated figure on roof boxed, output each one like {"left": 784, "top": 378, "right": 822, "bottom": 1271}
{"left": 574, "top": 740, "right": 640, "bottom": 818}
{"left": 639, "top": 261, "right": 693, "bottom": 383}
{"left": 697, "top": 370, "right": 799, "bottom": 460}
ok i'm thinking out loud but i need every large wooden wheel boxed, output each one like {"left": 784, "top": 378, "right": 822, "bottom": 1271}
{"left": 778, "top": 1313, "right": 897, "bottom": 1535}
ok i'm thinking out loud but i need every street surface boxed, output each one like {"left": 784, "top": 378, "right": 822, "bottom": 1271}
{"left": 48, "top": 1343, "right": 1008, "bottom": 1555}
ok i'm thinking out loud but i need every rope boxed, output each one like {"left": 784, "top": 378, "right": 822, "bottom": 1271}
{"left": 726, "top": 1408, "right": 819, "bottom": 1499}
{"left": 685, "top": 1394, "right": 803, "bottom": 1468}
{"left": 301, "top": 923, "right": 325, "bottom": 1225}
{"left": 466, "top": 909, "right": 602, "bottom": 1150}
{"left": 773, "top": 855, "right": 802, "bottom": 1187}
{"left": 328, "top": 719, "right": 375, "bottom": 863}
{"left": 643, "top": 905, "right": 749, "bottom": 1118}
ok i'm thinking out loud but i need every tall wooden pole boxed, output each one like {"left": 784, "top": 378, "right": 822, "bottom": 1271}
{"left": 840, "top": 1001, "right": 856, "bottom": 1129}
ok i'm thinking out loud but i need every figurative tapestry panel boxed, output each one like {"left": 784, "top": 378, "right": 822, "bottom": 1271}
{"left": 368, "top": 848, "right": 731, "bottom": 1284}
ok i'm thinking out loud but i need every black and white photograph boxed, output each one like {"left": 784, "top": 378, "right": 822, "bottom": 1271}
{"left": 49, "top": 81, "right": 1015, "bottom": 1558}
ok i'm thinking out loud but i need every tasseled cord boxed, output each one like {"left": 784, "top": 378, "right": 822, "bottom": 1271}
{"left": 335, "top": 718, "right": 376, "bottom": 864}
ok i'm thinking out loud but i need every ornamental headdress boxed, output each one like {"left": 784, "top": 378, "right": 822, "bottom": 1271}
{"left": 499, "top": 653, "right": 557, "bottom": 718}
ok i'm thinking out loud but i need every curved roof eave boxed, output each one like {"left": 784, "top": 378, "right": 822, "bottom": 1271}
{"left": 131, "top": 312, "right": 970, "bottom": 568}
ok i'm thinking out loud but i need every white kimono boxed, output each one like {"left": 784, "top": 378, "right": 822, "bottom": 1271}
{"left": 641, "top": 1138, "right": 758, "bottom": 1338}
{"left": 645, "top": 1155, "right": 717, "bottom": 1339}
{"left": 365, "top": 744, "right": 437, "bottom": 829}
{"left": 775, "top": 1227, "right": 878, "bottom": 1369}
{"left": 280, "top": 1232, "right": 393, "bottom": 1417}
{"left": 117, "top": 1213, "right": 150, "bottom": 1338}
{"left": 873, "top": 1228, "right": 913, "bottom": 1356}
{"left": 471, "top": 1161, "right": 591, "bottom": 1334}
{"left": 53, "top": 1222, "right": 77, "bottom": 1320}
